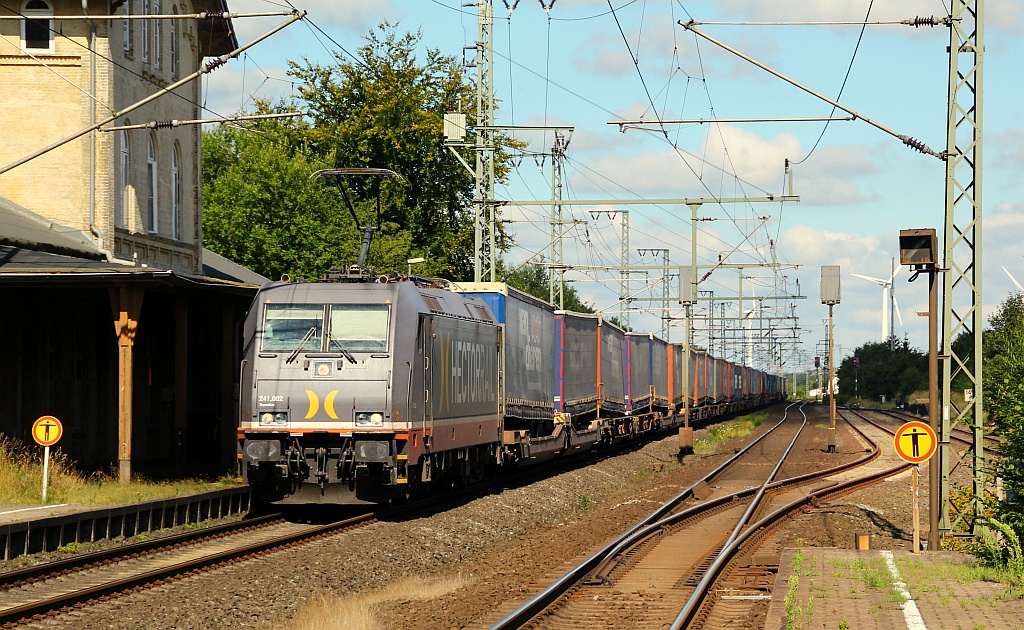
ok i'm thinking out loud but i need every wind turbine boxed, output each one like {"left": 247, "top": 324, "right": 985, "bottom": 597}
{"left": 1003, "top": 266, "right": 1024, "bottom": 292}
{"left": 852, "top": 259, "right": 903, "bottom": 345}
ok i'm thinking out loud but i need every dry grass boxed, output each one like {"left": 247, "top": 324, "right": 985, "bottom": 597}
{"left": 0, "top": 436, "right": 237, "bottom": 506}
{"left": 289, "top": 575, "right": 469, "bottom": 630}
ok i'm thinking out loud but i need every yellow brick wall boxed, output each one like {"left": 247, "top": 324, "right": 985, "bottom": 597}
{"left": 0, "top": 0, "right": 207, "bottom": 273}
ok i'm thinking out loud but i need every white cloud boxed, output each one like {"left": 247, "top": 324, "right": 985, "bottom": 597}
{"left": 574, "top": 124, "right": 802, "bottom": 196}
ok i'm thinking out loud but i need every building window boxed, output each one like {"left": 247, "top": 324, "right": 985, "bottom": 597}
{"left": 153, "top": 0, "right": 161, "bottom": 69}
{"left": 21, "top": 0, "right": 53, "bottom": 53}
{"left": 119, "top": 129, "right": 130, "bottom": 227}
{"left": 171, "top": 143, "right": 180, "bottom": 240}
{"left": 141, "top": 0, "right": 149, "bottom": 64}
{"left": 122, "top": 0, "right": 133, "bottom": 55}
{"left": 147, "top": 135, "right": 157, "bottom": 233}
{"left": 170, "top": 6, "right": 178, "bottom": 79}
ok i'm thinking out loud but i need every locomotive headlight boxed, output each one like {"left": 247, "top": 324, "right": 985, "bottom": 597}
{"left": 245, "top": 440, "right": 280, "bottom": 462}
{"left": 355, "top": 412, "right": 385, "bottom": 427}
{"left": 260, "top": 412, "right": 288, "bottom": 426}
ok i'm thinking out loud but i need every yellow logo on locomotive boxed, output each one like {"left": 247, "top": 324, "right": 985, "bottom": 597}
{"left": 303, "top": 389, "right": 340, "bottom": 419}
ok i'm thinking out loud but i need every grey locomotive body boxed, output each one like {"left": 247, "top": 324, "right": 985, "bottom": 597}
{"left": 238, "top": 280, "right": 502, "bottom": 504}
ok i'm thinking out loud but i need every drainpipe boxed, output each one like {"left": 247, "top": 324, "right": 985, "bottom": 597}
{"left": 84, "top": 0, "right": 103, "bottom": 249}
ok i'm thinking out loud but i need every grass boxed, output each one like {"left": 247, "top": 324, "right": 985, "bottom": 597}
{"left": 289, "top": 575, "right": 468, "bottom": 630}
{"left": 693, "top": 411, "right": 768, "bottom": 455}
{"left": 0, "top": 436, "right": 239, "bottom": 506}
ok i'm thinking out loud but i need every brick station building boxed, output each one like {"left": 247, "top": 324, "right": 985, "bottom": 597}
{"left": 0, "top": 1, "right": 265, "bottom": 480}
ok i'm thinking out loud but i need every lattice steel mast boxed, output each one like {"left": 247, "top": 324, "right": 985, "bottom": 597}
{"left": 940, "top": 0, "right": 985, "bottom": 539}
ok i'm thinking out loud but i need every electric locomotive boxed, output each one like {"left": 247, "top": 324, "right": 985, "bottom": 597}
{"left": 238, "top": 278, "right": 504, "bottom": 504}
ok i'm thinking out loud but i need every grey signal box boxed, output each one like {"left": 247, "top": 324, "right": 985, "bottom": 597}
{"left": 821, "top": 265, "right": 841, "bottom": 305}
{"left": 678, "top": 266, "right": 696, "bottom": 305}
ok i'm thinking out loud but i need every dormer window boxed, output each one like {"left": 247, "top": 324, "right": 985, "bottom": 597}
{"left": 21, "top": 0, "right": 53, "bottom": 53}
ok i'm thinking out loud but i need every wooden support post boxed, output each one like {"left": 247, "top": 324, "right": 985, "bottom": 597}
{"left": 175, "top": 292, "right": 189, "bottom": 473}
{"left": 109, "top": 285, "right": 144, "bottom": 484}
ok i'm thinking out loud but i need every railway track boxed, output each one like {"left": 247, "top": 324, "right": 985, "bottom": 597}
{"left": 0, "top": 507, "right": 385, "bottom": 627}
{"left": 486, "top": 403, "right": 912, "bottom": 629}
{"left": 864, "top": 407, "right": 1002, "bottom": 452}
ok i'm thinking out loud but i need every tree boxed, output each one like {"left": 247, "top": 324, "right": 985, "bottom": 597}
{"left": 202, "top": 109, "right": 355, "bottom": 281}
{"left": 984, "top": 294, "right": 1024, "bottom": 529}
{"left": 202, "top": 23, "right": 522, "bottom": 281}
{"left": 501, "top": 262, "right": 594, "bottom": 314}
{"left": 836, "top": 339, "right": 927, "bottom": 405}
{"left": 288, "top": 23, "right": 523, "bottom": 280}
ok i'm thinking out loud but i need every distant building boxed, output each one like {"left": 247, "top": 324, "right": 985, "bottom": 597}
{"left": 0, "top": 1, "right": 263, "bottom": 481}
{"left": 0, "top": 0, "right": 235, "bottom": 273}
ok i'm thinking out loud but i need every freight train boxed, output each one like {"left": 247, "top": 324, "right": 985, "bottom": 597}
{"left": 237, "top": 277, "right": 785, "bottom": 504}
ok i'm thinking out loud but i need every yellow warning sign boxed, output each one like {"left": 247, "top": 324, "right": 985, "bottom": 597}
{"left": 31, "top": 416, "right": 63, "bottom": 447}
{"left": 893, "top": 420, "right": 936, "bottom": 464}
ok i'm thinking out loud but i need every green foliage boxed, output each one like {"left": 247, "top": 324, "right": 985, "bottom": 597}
{"left": 203, "top": 23, "right": 524, "bottom": 282}
{"left": 985, "top": 294, "right": 1024, "bottom": 532}
{"left": 0, "top": 436, "right": 233, "bottom": 505}
{"left": 835, "top": 338, "right": 927, "bottom": 405}
{"left": 501, "top": 262, "right": 594, "bottom": 313}
{"left": 201, "top": 109, "right": 359, "bottom": 281}
{"left": 784, "top": 572, "right": 802, "bottom": 629}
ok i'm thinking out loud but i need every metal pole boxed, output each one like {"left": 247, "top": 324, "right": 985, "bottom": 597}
{"left": 42, "top": 445, "right": 50, "bottom": 504}
{"left": 913, "top": 465, "right": 921, "bottom": 553}
{"left": 928, "top": 269, "right": 940, "bottom": 550}
{"left": 828, "top": 303, "right": 836, "bottom": 450}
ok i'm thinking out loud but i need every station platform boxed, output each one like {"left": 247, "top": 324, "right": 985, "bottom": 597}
{"left": 765, "top": 547, "right": 1024, "bottom": 629}
{"left": 0, "top": 503, "right": 115, "bottom": 526}
{"left": 0, "top": 488, "right": 251, "bottom": 560}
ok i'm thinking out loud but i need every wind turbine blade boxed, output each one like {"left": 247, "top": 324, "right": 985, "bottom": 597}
{"left": 851, "top": 273, "right": 887, "bottom": 284}
{"left": 1003, "top": 266, "right": 1024, "bottom": 292}
{"left": 893, "top": 294, "right": 904, "bottom": 326}
{"left": 889, "top": 264, "right": 902, "bottom": 283}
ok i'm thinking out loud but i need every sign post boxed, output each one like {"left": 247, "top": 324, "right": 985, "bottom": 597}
{"left": 893, "top": 420, "right": 937, "bottom": 552}
{"left": 31, "top": 416, "right": 63, "bottom": 504}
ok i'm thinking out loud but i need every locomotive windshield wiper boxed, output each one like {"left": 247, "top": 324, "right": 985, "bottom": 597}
{"left": 329, "top": 339, "right": 358, "bottom": 364}
{"left": 285, "top": 327, "right": 318, "bottom": 364}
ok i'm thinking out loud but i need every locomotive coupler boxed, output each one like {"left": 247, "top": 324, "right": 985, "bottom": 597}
{"left": 314, "top": 446, "right": 329, "bottom": 488}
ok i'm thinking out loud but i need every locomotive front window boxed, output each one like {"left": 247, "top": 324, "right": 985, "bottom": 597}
{"left": 262, "top": 304, "right": 325, "bottom": 352}
{"left": 327, "top": 304, "right": 390, "bottom": 352}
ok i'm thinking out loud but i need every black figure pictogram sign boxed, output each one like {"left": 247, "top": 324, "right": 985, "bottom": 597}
{"left": 893, "top": 420, "right": 936, "bottom": 464}
{"left": 31, "top": 416, "right": 63, "bottom": 447}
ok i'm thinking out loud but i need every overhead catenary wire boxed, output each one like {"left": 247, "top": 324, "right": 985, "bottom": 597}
{"left": 794, "top": 0, "right": 875, "bottom": 164}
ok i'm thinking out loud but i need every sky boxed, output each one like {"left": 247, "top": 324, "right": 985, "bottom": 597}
{"left": 203, "top": 0, "right": 1024, "bottom": 376}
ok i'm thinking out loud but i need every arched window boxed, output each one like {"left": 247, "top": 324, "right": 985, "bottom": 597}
{"left": 147, "top": 135, "right": 157, "bottom": 233}
{"left": 21, "top": 0, "right": 53, "bottom": 53}
{"left": 141, "top": 0, "right": 149, "bottom": 64}
{"left": 169, "top": 6, "right": 178, "bottom": 79}
{"left": 119, "top": 128, "right": 130, "bottom": 227}
{"left": 122, "top": 0, "right": 133, "bottom": 55}
{"left": 153, "top": 0, "right": 161, "bottom": 69}
{"left": 171, "top": 142, "right": 180, "bottom": 240}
